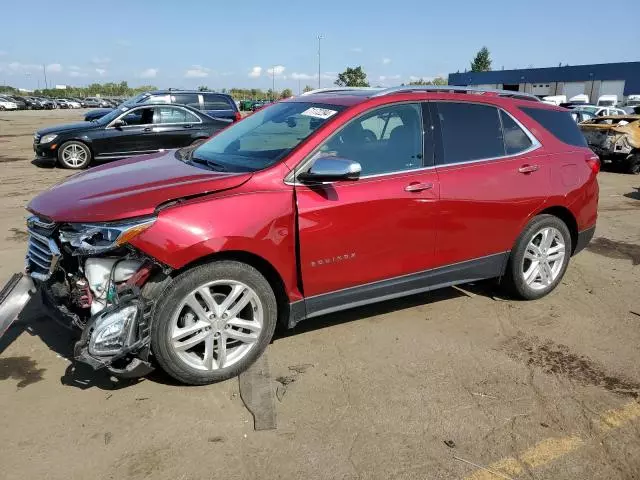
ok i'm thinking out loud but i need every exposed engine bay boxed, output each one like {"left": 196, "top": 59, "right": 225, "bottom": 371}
{"left": 25, "top": 214, "right": 169, "bottom": 377}
{"left": 579, "top": 115, "right": 640, "bottom": 173}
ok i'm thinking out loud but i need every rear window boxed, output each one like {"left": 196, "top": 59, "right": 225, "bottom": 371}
{"left": 520, "top": 107, "right": 588, "bottom": 147}
{"left": 202, "top": 94, "right": 235, "bottom": 111}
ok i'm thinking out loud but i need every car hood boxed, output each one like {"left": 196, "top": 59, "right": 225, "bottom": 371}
{"left": 28, "top": 151, "right": 252, "bottom": 222}
{"left": 37, "top": 122, "right": 97, "bottom": 136}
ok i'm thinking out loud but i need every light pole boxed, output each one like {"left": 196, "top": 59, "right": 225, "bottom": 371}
{"left": 271, "top": 65, "right": 275, "bottom": 100}
{"left": 317, "top": 34, "right": 323, "bottom": 89}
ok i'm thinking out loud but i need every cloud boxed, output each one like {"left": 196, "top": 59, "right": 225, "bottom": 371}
{"left": 69, "top": 65, "right": 81, "bottom": 71}
{"left": 91, "top": 57, "right": 111, "bottom": 65}
{"left": 248, "top": 66, "right": 262, "bottom": 78}
{"left": 382, "top": 58, "right": 391, "bottom": 65}
{"left": 291, "top": 72, "right": 315, "bottom": 80}
{"left": 47, "top": 63, "right": 63, "bottom": 73}
{"left": 0, "top": 50, "right": 6, "bottom": 56}
{"left": 116, "top": 40, "right": 131, "bottom": 47}
{"left": 184, "top": 65, "right": 210, "bottom": 78}
{"left": 351, "top": 47, "right": 363, "bottom": 53}
{"left": 378, "top": 74, "right": 401, "bottom": 84}
{"left": 95, "top": 68, "right": 107, "bottom": 76}
{"left": 70, "top": 71, "right": 88, "bottom": 78}
{"left": 138, "top": 68, "right": 158, "bottom": 79}
{"left": 266, "top": 65, "right": 285, "bottom": 76}
{"left": 6, "top": 62, "right": 40, "bottom": 74}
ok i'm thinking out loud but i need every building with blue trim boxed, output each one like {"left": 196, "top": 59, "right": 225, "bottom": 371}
{"left": 448, "top": 62, "right": 640, "bottom": 102}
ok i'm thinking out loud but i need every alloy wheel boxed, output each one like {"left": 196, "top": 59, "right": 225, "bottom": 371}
{"left": 521, "top": 227, "right": 566, "bottom": 291}
{"left": 61, "top": 144, "right": 88, "bottom": 167}
{"left": 170, "top": 280, "right": 263, "bottom": 371}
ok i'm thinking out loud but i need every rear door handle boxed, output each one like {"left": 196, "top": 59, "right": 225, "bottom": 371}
{"left": 518, "top": 164, "right": 539, "bottom": 174}
{"left": 183, "top": 124, "right": 193, "bottom": 129}
{"left": 405, "top": 182, "right": 433, "bottom": 192}
{"left": 143, "top": 127, "right": 152, "bottom": 132}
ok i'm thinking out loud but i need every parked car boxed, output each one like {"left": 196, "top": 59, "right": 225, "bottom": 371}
{"left": 62, "top": 98, "right": 82, "bottom": 109}
{"left": 570, "top": 105, "right": 626, "bottom": 117}
{"left": 83, "top": 97, "right": 105, "bottom": 108}
{"left": 580, "top": 115, "right": 640, "bottom": 174}
{"left": 35, "top": 97, "right": 56, "bottom": 110}
{"left": 84, "top": 90, "right": 242, "bottom": 123}
{"left": 569, "top": 110, "right": 596, "bottom": 123}
{"left": 0, "top": 96, "right": 18, "bottom": 110}
{"left": 33, "top": 104, "right": 227, "bottom": 169}
{"left": 1, "top": 95, "right": 27, "bottom": 109}
{"left": 7, "top": 87, "right": 599, "bottom": 384}
{"left": 55, "top": 99, "right": 71, "bottom": 109}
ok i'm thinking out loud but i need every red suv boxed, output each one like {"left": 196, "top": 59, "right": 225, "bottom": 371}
{"left": 9, "top": 86, "right": 599, "bottom": 385}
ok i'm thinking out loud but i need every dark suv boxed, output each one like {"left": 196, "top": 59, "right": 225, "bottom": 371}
{"left": 84, "top": 90, "right": 241, "bottom": 123}
{"left": 5, "top": 86, "right": 599, "bottom": 385}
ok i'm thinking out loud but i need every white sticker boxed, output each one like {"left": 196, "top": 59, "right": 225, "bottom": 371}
{"left": 301, "top": 107, "right": 337, "bottom": 119}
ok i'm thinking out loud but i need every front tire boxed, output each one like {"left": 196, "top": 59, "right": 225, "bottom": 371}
{"left": 57, "top": 141, "right": 92, "bottom": 169}
{"left": 151, "top": 261, "right": 277, "bottom": 385}
{"left": 504, "top": 214, "right": 572, "bottom": 300}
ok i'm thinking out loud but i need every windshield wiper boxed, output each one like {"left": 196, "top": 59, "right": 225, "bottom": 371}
{"left": 190, "top": 155, "right": 228, "bottom": 172}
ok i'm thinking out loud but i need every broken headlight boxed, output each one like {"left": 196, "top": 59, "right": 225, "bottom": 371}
{"left": 88, "top": 303, "right": 138, "bottom": 356}
{"left": 59, "top": 217, "right": 155, "bottom": 255}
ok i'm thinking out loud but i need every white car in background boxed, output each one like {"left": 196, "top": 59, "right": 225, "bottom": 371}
{"left": 0, "top": 96, "right": 18, "bottom": 110}
{"left": 63, "top": 98, "right": 82, "bottom": 109}
{"left": 572, "top": 104, "right": 626, "bottom": 117}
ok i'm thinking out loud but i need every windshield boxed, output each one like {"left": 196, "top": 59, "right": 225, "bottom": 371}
{"left": 122, "top": 92, "right": 150, "bottom": 107}
{"left": 598, "top": 100, "right": 615, "bottom": 106}
{"left": 190, "top": 101, "right": 344, "bottom": 172}
{"left": 576, "top": 106, "right": 599, "bottom": 114}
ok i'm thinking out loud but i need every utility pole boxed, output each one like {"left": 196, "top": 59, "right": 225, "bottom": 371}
{"left": 42, "top": 64, "right": 48, "bottom": 90}
{"left": 317, "top": 34, "right": 323, "bottom": 89}
{"left": 271, "top": 65, "right": 275, "bottom": 101}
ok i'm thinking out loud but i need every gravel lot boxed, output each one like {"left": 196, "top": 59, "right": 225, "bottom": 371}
{"left": 1, "top": 109, "right": 639, "bottom": 480}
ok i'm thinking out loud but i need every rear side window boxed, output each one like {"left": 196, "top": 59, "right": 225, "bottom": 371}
{"left": 500, "top": 110, "right": 532, "bottom": 155}
{"left": 520, "top": 107, "right": 587, "bottom": 147}
{"left": 202, "top": 94, "right": 234, "bottom": 111}
{"left": 170, "top": 93, "right": 200, "bottom": 109}
{"left": 435, "top": 102, "right": 504, "bottom": 164}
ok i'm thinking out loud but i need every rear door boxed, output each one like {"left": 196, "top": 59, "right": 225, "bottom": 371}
{"left": 151, "top": 106, "right": 204, "bottom": 149}
{"left": 296, "top": 102, "right": 441, "bottom": 305}
{"left": 432, "top": 101, "right": 549, "bottom": 267}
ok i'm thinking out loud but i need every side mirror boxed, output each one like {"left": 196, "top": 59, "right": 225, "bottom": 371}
{"left": 112, "top": 119, "right": 126, "bottom": 129}
{"left": 298, "top": 156, "right": 361, "bottom": 183}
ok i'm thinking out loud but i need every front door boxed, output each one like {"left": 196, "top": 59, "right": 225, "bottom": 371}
{"left": 296, "top": 102, "right": 440, "bottom": 310}
{"left": 93, "top": 106, "right": 157, "bottom": 158}
{"left": 431, "top": 101, "right": 550, "bottom": 267}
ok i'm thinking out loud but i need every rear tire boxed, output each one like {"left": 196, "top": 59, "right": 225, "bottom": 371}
{"left": 151, "top": 261, "right": 277, "bottom": 385}
{"left": 503, "top": 214, "right": 572, "bottom": 300}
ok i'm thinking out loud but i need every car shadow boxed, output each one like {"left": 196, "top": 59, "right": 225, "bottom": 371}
{"left": 624, "top": 187, "right": 640, "bottom": 200}
{"left": 1, "top": 280, "right": 501, "bottom": 391}
{"left": 274, "top": 279, "right": 501, "bottom": 340}
{"left": 0, "top": 294, "right": 141, "bottom": 391}
{"left": 30, "top": 158, "right": 56, "bottom": 169}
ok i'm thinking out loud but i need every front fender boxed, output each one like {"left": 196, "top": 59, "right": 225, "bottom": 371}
{"left": 129, "top": 189, "right": 299, "bottom": 299}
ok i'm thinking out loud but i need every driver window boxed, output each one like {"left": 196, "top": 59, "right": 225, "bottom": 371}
{"left": 120, "top": 108, "right": 153, "bottom": 126}
{"left": 318, "top": 103, "right": 423, "bottom": 176}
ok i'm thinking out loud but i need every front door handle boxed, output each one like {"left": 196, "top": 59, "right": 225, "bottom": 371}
{"left": 518, "top": 164, "right": 539, "bottom": 174}
{"left": 183, "top": 124, "right": 193, "bottom": 129}
{"left": 405, "top": 182, "right": 433, "bottom": 192}
{"left": 143, "top": 127, "right": 152, "bottom": 132}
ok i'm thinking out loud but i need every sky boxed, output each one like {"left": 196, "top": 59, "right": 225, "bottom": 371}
{"left": 1, "top": 0, "right": 639, "bottom": 93}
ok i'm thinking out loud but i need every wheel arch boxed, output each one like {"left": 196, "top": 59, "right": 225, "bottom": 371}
{"left": 172, "top": 250, "right": 292, "bottom": 330}
{"left": 535, "top": 205, "right": 579, "bottom": 254}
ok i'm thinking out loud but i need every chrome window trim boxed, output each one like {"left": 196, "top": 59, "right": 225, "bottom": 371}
{"left": 285, "top": 102, "right": 542, "bottom": 185}
{"left": 106, "top": 105, "right": 202, "bottom": 129}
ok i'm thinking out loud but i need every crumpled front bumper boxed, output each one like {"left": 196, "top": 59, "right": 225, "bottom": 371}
{"left": 0, "top": 273, "right": 36, "bottom": 338}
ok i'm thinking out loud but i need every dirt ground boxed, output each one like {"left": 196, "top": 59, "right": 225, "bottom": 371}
{"left": 1, "top": 109, "right": 640, "bottom": 480}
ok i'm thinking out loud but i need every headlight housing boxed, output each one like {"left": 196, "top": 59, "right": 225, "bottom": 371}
{"left": 40, "top": 134, "right": 58, "bottom": 144}
{"left": 59, "top": 217, "right": 155, "bottom": 255}
{"left": 89, "top": 303, "right": 138, "bottom": 356}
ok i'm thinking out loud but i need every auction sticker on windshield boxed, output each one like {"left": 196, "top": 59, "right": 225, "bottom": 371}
{"left": 301, "top": 107, "right": 338, "bottom": 119}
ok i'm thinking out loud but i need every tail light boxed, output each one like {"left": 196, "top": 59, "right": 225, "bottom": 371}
{"left": 234, "top": 111, "right": 242, "bottom": 122}
{"left": 586, "top": 152, "right": 600, "bottom": 175}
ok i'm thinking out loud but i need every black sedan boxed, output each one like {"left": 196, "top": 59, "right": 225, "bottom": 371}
{"left": 34, "top": 104, "right": 229, "bottom": 169}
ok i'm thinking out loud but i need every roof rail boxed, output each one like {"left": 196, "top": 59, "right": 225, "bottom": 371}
{"left": 372, "top": 85, "right": 541, "bottom": 102}
{"left": 300, "top": 87, "right": 381, "bottom": 96}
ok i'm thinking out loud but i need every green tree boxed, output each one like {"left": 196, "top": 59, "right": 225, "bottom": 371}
{"left": 280, "top": 88, "right": 293, "bottom": 99}
{"left": 334, "top": 66, "right": 369, "bottom": 87}
{"left": 408, "top": 76, "right": 448, "bottom": 86}
{"left": 303, "top": 85, "right": 314, "bottom": 93}
{"left": 198, "top": 85, "right": 209, "bottom": 91}
{"left": 470, "top": 47, "right": 492, "bottom": 72}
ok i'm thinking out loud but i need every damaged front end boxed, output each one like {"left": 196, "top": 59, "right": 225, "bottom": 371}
{"left": 580, "top": 116, "right": 640, "bottom": 173}
{"left": 24, "top": 214, "right": 168, "bottom": 378}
